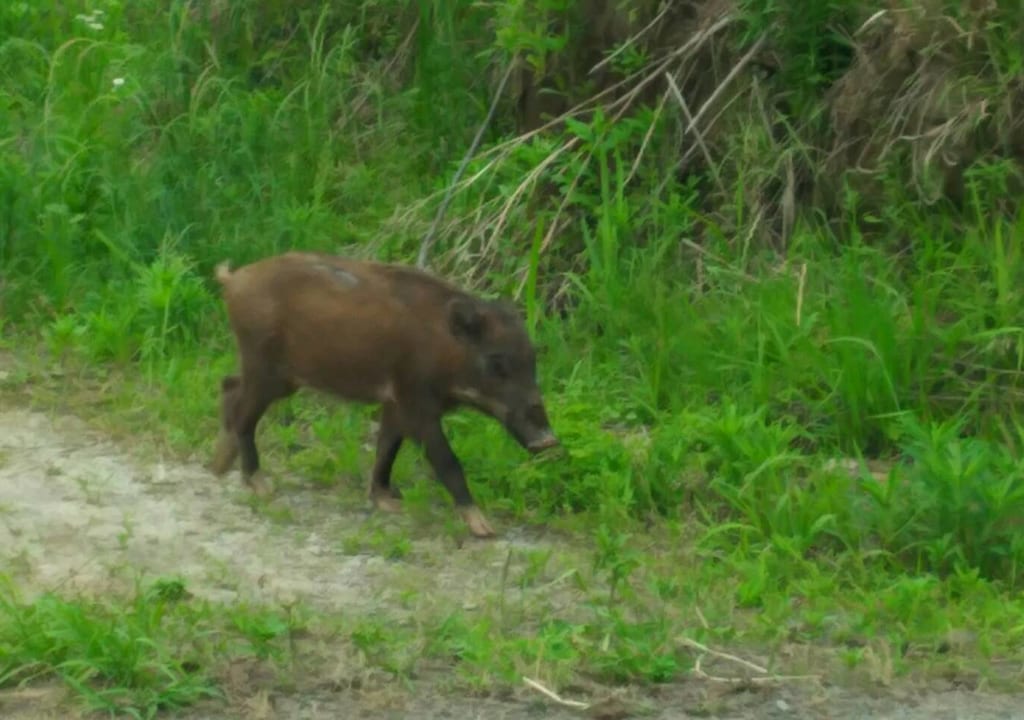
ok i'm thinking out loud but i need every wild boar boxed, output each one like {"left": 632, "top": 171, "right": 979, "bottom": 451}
{"left": 208, "top": 251, "right": 559, "bottom": 538}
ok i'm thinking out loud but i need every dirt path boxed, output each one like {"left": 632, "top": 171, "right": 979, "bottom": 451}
{"left": 2, "top": 373, "right": 1023, "bottom": 717}
{"left": 0, "top": 404, "right": 485, "bottom": 611}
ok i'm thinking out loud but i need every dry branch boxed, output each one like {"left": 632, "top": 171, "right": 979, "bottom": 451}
{"left": 674, "top": 34, "right": 766, "bottom": 170}
{"left": 626, "top": 88, "right": 670, "bottom": 186}
{"left": 795, "top": 261, "right": 807, "bottom": 327}
{"left": 417, "top": 55, "right": 518, "bottom": 268}
{"left": 409, "top": 12, "right": 738, "bottom": 220}
{"left": 665, "top": 71, "right": 725, "bottom": 197}
{"left": 485, "top": 136, "right": 580, "bottom": 257}
{"left": 679, "top": 637, "right": 823, "bottom": 685}
{"left": 589, "top": 2, "right": 674, "bottom": 76}
{"left": 503, "top": 15, "right": 741, "bottom": 292}
{"left": 522, "top": 676, "right": 591, "bottom": 710}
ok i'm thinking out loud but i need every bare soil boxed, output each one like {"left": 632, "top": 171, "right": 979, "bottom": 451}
{"left": 1, "top": 356, "right": 1023, "bottom": 718}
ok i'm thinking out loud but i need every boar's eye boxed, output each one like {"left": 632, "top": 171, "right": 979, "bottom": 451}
{"left": 486, "top": 353, "right": 510, "bottom": 379}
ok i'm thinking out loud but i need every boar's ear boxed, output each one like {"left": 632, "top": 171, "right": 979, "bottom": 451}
{"left": 447, "top": 296, "right": 486, "bottom": 342}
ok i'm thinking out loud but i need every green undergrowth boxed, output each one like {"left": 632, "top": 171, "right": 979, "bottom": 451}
{"left": 5, "top": 308, "right": 1024, "bottom": 705}
{"left": 1, "top": 523, "right": 1022, "bottom": 717}
{"left": 9, "top": 189, "right": 1024, "bottom": 591}
{"left": 2, "top": 503, "right": 1023, "bottom": 717}
{"left": 0, "top": 575, "right": 302, "bottom": 717}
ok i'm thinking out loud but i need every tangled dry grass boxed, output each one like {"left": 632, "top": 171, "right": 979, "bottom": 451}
{"left": 825, "top": 0, "right": 1024, "bottom": 211}
{"left": 374, "top": 0, "right": 1023, "bottom": 284}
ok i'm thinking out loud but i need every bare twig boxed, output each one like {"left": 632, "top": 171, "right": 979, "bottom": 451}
{"left": 612, "top": 14, "right": 737, "bottom": 126}
{"left": 486, "top": 137, "right": 580, "bottom": 257}
{"left": 626, "top": 87, "right": 670, "bottom": 185}
{"left": 381, "top": 16, "right": 420, "bottom": 80}
{"left": 675, "top": 87, "right": 742, "bottom": 173}
{"left": 796, "top": 261, "right": 807, "bottom": 327}
{"left": 739, "top": 205, "right": 765, "bottom": 253}
{"left": 522, "top": 676, "right": 591, "bottom": 710}
{"left": 417, "top": 55, "right": 518, "bottom": 268}
{"left": 678, "top": 235, "right": 756, "bottom": 283}
{"left": 508, "top": 12, "right": 735, "bottom": 158}
{"left": 856, "top": 9, "right": 888, "bottom": 35}
{"left": 680, "top": 638, "right": 769, "bottom": 675}
{"left": 665, "top": 71, "right": 725, "bottom": 197}
{"left": 340, "top": 19, "right": 420, "bottom": 132}
{"left": 512, "top": 213, "right": 573, "bottom": 300}
{"left": 420, "top": 12, "right": 737, "bottom": 213}
{"left": 680, "top": 638, "right": 823, "bottom": 685}
{"left": 782, "top": 153, "right": 796, "bottom": 248}
{"left": 498, "top": 546, "right": 513, "bottom": 622}
{"left": 677, "top": 34, "right": 766, "bottom": 171}
{"left": 693, "top": 657, "right": 822, "bottom": 685}
{"left": 589, "top": 1, "right": 673, "bottom": 76}
{"left": 661, "top": 30, "right": 760, "bottom": 199}
{"left": 405, "top": 14, "right": 742, "bottom": 279}
{"left": 507, "top": 19, "right": 739, "bottom": 294}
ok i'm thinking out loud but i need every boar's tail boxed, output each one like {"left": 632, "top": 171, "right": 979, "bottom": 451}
{"left": 214, "top": 261, "right": 233, "bottom": 286}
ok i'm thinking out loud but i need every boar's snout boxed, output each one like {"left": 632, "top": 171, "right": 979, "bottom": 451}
{"left": 510, "top": 396, "right": 559, "bottom": 454}
{"left": 526, "top": 426, "right": 559, "bottom": 453}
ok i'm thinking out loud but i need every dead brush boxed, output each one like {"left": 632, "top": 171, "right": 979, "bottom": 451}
{"left": 374, "top": 0, "right": 748, "bottom": 294}
{"left": 374, "top": 0, "right": 1024, "bottom": 301}
{"left": 824, "top": 0, "right": 1024, "bottom": 210}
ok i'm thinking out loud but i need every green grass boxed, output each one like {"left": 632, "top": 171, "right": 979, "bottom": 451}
{"left": 3, "top": 0, "right": 1024, "bottom": 714}
{"left": 0, "top": 575, "right": 304, "bottom": 717}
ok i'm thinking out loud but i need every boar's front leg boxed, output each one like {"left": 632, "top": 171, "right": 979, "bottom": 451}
{"left": 408, "top": 410, "right": 495, "bottom": 539}
{"left": 369, "top": 403, "right": 404, "bottom": 513}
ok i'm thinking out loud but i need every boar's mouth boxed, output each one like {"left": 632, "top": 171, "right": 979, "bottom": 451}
{"left": 451, "top": 387, "right": 558, "bottom": 453}
{"left": 506, "top": 410, "right": 559, "bottom": 454}
{"left": 521, "top": 426, "right": 559, "bottom": 453}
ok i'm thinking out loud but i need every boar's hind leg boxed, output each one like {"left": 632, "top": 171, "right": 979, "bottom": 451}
{"left": 210, "top": 375, "right": 242, "bottom": 476}
{"left": 412, "top": 415, "right": 496, "bottom": 539}
{"left": 369, "top": 402, "right": 404, "bottom": 513}
{"left": 234, "top": 374, "right": 295, "bottom": 496}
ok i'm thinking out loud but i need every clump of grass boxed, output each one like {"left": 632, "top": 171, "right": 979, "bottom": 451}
{"left": 0, "top": 577, "right": 211, "bottom": 714}
{"left": 0, "top": 575, "right": 305, "bottom": 716}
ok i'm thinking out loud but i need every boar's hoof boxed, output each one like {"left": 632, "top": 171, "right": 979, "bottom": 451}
{"left": 458, "top": 505, "right": 496, "bottom": 538}
{"left": 371, "top": 492, "right": 404, "bottom": 514}
{"left": 209, "top": 430, "right": 238, "bottom": 476}
{"left": 245, "top": 470, "right": 274, "bottom": 497}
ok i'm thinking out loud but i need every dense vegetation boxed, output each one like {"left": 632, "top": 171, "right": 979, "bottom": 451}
{"left": 3, "top": 0, "right": 1024, "bottom": 714}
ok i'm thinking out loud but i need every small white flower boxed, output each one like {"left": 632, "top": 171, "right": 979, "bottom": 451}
{"left": 112, "top": 77, "right": 125, "bottom": 88}
{"left": 75, "top": 10, "right": 105, "bottom": 30}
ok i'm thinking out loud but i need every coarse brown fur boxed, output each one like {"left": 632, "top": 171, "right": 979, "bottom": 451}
{"left": 210, "top": 251, "right": 558, "bottom": 538}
